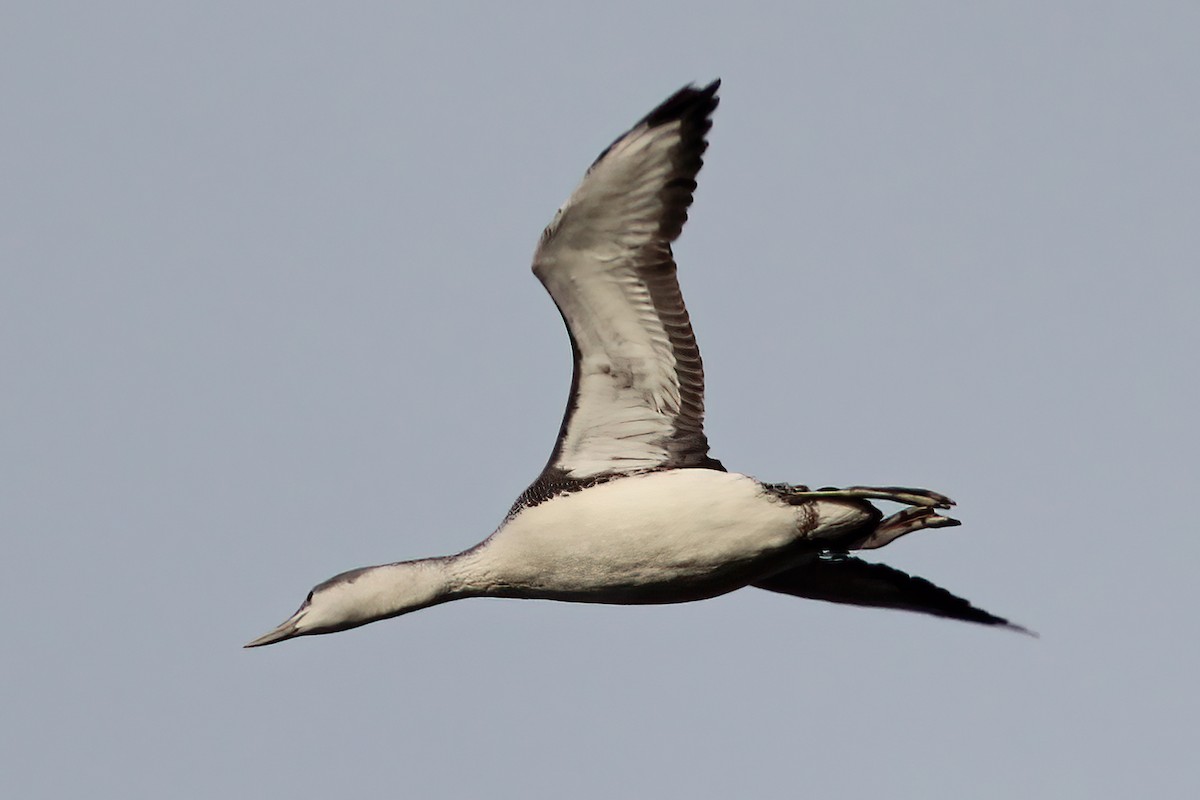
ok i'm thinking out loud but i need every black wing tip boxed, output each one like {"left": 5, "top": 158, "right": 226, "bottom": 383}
{"left": 997, "top": 619, "right": 1039, "bottom": 637}
{"left": 642, "top": 80, "right": 721, "bottom": 240}
{"left": 640, "top": 79, "right": 721, "bottom": 130}
{"left": 871, "top": 563, "right": 1034, "bottom": 633}
{"left": 588, "top": 80, "right": 721, "bottom": 171}
{"left": 758, "top": 555, "right": 1033, "bottom": 634}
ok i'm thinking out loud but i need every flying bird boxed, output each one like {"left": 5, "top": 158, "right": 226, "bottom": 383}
{"left": 247, "top": 81, "right": 1024, "bottom": 648}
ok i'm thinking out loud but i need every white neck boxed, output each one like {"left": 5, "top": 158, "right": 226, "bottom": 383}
{"left": 316, "top": 557, "right": 462, "bottom": 630}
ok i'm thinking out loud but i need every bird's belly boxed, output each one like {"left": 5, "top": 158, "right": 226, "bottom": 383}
{"left": 470, "top": 471, "right": 809, "bottom": 603}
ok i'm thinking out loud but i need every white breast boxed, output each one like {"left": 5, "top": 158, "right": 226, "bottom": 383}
{"left": 463, "top": 470, "right": 809, "bottom": 602}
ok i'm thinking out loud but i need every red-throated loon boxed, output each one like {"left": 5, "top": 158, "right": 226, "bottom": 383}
{"left": 246, "top": 81, "right": 1025, "bottom": 648}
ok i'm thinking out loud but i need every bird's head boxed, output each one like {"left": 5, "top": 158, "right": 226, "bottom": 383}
{"left": 244, "top": 560, "right": 452, "bottom": 648}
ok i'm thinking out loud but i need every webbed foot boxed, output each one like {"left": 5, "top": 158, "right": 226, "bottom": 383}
{"left": 767, "top": 484, "right": 954, "bottom": 509}
{"left": 857, "top": 506, "right": 960, "bottom": 550}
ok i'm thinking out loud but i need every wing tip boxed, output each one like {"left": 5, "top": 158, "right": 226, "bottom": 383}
{"left": 640, "top": 79, "right": 721, "bottom": 131}
{"left": 586, "top": 80, "right": 722, "bottom": 173}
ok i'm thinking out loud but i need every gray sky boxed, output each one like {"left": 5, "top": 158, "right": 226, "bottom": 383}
{"left": 4, "top": 2, "right": 1198, "bottom": 798}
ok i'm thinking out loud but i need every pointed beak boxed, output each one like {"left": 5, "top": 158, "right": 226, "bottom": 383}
{"left": 244, "top": 610, "right": 305, "bottom": 648}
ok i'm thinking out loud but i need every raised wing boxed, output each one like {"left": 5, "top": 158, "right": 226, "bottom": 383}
{"left": 755, "top": 553, "right": 1032, "bottom": 632}
{"left": 532, "top": 81, "right": 723, "bottom": 482}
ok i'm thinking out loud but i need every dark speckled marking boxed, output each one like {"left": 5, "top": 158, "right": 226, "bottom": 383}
{"left": 506, "top": 467, "right": 618, "bottom": 519}
{"left": 506, "top": 464, "right": 728, "bottom": 519}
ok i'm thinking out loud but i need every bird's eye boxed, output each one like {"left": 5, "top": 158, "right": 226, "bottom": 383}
{"left": 305, "top": 591, "right": 314, "bottom": 605}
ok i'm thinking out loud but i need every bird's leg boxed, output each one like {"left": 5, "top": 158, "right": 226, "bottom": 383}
{"left": 768, "top": 485, "right": 955, "bottom": 509}
{"left": 763, "top": 484, "right": 961, "bottom": 547}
